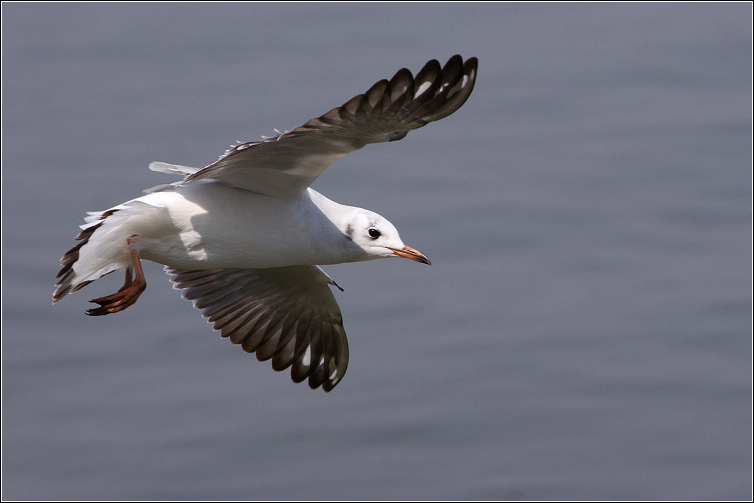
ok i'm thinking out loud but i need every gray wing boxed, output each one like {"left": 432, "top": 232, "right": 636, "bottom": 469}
{"left": 184, "top": 55, "right": 478, "bottom": 197}
{"left": 166, "top": 265, "right": 348, "bottom": 392}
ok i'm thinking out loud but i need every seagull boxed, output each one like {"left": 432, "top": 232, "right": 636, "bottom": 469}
{"left": 53, "top": 55, "right": 478, "bottom": 391}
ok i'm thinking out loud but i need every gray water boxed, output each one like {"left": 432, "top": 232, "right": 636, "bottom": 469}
{"left": 2, "top": 3, "right": 751, "bottom": 500}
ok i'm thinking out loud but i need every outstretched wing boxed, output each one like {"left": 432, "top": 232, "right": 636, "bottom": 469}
{"left": 166, "top": 265, "right": 349, "bottom": 392}
{"left": 184, "top": 55, "right": 478, "bottom": 197}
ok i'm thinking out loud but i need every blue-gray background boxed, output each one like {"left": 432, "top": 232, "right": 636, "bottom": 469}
{"left": 2, "top": 3, "right": 751, "bottom": 500}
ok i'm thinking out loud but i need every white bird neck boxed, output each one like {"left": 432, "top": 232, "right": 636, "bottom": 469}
{"left": 306, "top": 188, "right": 358, "bottom": 232}
{"left": 304, "top": 188, "right": 370, "bottom": 264}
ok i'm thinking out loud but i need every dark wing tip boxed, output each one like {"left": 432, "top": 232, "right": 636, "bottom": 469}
{"left": 313, "top": 55, "right": 479, "bottom": 143}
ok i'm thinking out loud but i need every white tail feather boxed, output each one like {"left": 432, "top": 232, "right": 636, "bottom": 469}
{"left": 53, "top": 200, "right": 161, "bottom": 302}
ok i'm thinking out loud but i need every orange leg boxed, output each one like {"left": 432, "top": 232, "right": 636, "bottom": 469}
{"left": 86, "top": 237, "right": 146, "bottom": 316}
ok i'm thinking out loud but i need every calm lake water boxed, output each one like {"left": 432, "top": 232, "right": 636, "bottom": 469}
{"left": 2, "top": 3, "right": 751, "bottom": 500}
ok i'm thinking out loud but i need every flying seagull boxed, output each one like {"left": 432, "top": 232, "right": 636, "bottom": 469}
{"left": 54, "top": 55, "right": 478, "bottom": 391}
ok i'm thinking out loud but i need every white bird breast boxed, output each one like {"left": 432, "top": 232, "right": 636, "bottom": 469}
{"left": 132, "top": 181, "right": 357, "bottom": 270}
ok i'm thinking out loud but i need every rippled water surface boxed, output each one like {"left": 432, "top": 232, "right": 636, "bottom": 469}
{"left": 2, "top": 3, "right": 751, "bottom": 500}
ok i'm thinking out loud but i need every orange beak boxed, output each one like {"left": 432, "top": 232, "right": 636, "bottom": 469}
{"left": 389, "top": 245, "right": 431, "bottom": 265}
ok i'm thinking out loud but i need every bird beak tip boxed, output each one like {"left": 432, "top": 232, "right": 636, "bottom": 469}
{"left": 391, "top": 245, "right": 431, "bottom": 265}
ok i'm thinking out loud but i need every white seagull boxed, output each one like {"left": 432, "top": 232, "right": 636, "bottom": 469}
{"left": 54, "top": 55, "right": 478, "bottom": 391}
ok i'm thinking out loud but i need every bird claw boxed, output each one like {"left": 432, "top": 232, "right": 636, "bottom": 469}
{"left": 86, "top": 238, "right": 146, "bottom": 316}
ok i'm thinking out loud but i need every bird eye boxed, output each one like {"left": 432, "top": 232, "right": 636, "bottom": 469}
{"left": 368, "top": 228, "right": 381, "bottom": 239}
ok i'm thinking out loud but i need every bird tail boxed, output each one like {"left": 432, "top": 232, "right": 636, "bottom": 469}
{"left": 53, "top": 200, "right": 159, "bottom": 303}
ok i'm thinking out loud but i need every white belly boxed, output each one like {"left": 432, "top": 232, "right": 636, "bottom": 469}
{"left": 131, "top": 182, "right": 355, "bottom": 269}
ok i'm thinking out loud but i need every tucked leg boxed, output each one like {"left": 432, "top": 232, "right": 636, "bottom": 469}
{"left": 86, "top": 237, "right": 146, "bottom": 316}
